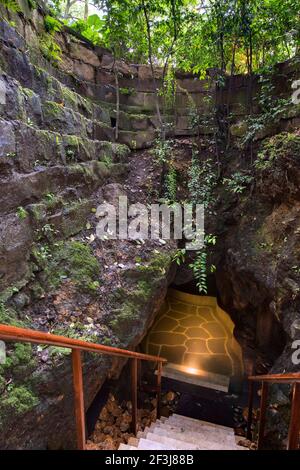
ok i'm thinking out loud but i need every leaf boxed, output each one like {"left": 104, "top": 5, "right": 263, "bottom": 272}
{"left": 87, "top": 14, "right": 103, "bottom": 30}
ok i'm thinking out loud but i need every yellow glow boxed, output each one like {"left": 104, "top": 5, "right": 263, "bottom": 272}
{"left": 186, "top": 367, "right": 200, "bottom": 376}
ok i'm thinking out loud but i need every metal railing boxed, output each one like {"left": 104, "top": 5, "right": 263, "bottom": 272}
{"left": 247, "top": 372, "right": 300, "bottom": 450}
{"left": 0, "top": 323, "right": 167, "bottom": 450}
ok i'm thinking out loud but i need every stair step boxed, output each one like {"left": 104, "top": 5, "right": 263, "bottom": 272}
{"left": 169, "top": 414, "right": 234, "bottom": 432}
{"left": 148, "top": 424, "right": 240, "bottom": 450}
{"left": 137, "top": 438, "right": 177, "bottom": 450}
{"left": 168, "top": 413, "right": 233, "bottom": 432}
{"left": 158, "top": 420, "right": 235, "bottom": 440}
{"left": 144, "top": 432, "right": 199, "bottom": 450}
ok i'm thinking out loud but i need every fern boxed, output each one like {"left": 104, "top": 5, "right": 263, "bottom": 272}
{"left": 44, "top": 15, "right": 63, "bottom": 34}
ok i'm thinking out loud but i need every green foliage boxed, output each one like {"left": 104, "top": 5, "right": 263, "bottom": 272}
{"left": 189, "top": 235, "right": 217, "bottom": 294}
{"left": 119, "top": 87, "right": 135, "bottom": 96}
{"left": 70, "top": 14, "right": 104, "bottom": 45}
{"left": 242, "top": 71, "right": 292, "bottom": 146}
{"left": 16, "top": 206, "right": 28, "bottom": 220}
{"left": 172, "top": 248, "right": 186, "bottom": 266}
{"left": 188, "top": 152, "right": 218, "bottom": 211}
{"left": 152, "top": 138, "right": 173, "bottom": 165}
{"left": 165, "top": 163, "right": 177, "bottom": 202}
{"left": 44, "top": 15, "right": 63, "bottom": 34}
{"left": 27, "top": 0, "right": 36, "bottom": 9}
{"left": 223, "top": 172, "right": 254, "bottom": 194}
{"left": 39, "top": 35, "right": 62, "bottom": 64}
{"left": 255, "top": 132, "right": 300, "bottom": 170}
{"left": 46, "top": 1, "right": 299, "bottom": 76}
{"left": 0, "top": 0, "right": 20, "bottom": 12}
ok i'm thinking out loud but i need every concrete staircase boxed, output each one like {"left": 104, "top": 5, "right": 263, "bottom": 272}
{"left": 119, "top": 414, "right": 247, "bottom": 450}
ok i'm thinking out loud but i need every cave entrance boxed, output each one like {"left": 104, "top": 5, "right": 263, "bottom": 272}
{"left": 141, "top": 288, "right": 244, "bottom": 393}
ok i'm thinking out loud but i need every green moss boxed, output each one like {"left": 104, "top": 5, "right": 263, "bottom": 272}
{"left": 255, "top": 132, "right": 300, "bottom": 170}
{"left": 0, "top": 304, "right": 38, "bottom": 425}
{"left": 22, "top": 87, "right": 36, "bottom": 99}
{"left": 112, "top": 143, "right": 131, "bottom": 162}
{"left": 0, "top": 302, "right": 25, "bottom": 327}
{"left": 0, "top": 385, "right": 38, "bottom": 422}
{"left": 2, "top": 343, "right": 36, "bottom": 374}
{"left": 61, "top": 85, "right": 79, "bottom": 111}
{"left": 108, "top": 254, "right": 171, "bottom": 342}
{"left": 45, "top": 240, "right": 100, "bottom": 294}
{"left": 135, "top": 252, "right": 172, "bottom": 276}
{"left": 43, "top": 100, "right": 65, "bottom": 120}
{"left": 109, "top": 302, "right": 139, "bottom": 337}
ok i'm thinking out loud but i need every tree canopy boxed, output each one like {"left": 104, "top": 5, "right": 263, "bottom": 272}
{"left": 45, "top": 0, "right": 299, "bottom": 75}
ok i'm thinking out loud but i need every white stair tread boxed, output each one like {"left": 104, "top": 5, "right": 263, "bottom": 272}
{"left": 137, "top": 438, "right": 177, "bottom": 450}
{"left": 118, "top": 414, "right": 247, "bottom": 451}
{"left": 165, "top": 423, "right": 235, "bottom": 443}
{"left": 158, "top": 418, "right": 234, "bottom": 437}
{"left": 151, "top": 426, "right": 245, "bottom": 450}
{"left": 144, "top": 432, "right": 199, "bottom": 450}
{"left": 163, "top": 422, "right": 235, "bottom": 442}
{"left": 171, "top": 413, "right": 233, "bottom": 432}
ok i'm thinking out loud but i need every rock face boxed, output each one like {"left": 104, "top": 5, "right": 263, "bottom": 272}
{"left": 0, "top": 2, "right": 300, "bottom": 450}
{"left": 0, "top": 5, "right": 178, "bottom": 449}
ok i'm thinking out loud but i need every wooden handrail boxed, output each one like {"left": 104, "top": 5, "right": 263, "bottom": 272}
{"left": 0, "top": 324, "right": 167, "bottom": 363}
{"left": 247, "top": 372, "right": 300, "bottom": 450}
{"left": 0, "top": 323, "right": 167, "bottom": 450}
{"left": 249, "top": 373, "right": 300, "bottom": 383}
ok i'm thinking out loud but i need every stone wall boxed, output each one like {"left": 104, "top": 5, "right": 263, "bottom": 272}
{"left": 0, "top": 1, "right": 217, "bottom": 150}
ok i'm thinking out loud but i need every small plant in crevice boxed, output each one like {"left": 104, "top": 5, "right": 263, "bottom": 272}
{"left": 189, "top": 234, "right": 217, "bottom": 294}
{"left": 16, "top": 207, "right": 28, "bottom": 220}
{"left": 165, "top": 162, "right": 177, "bottom": 202}
{"left": 119, "top": 87, "right": 135, "bottom": 96}
{"left": 66, "top": 148, "right": 77, "bottom": 162}
{"left": 188, "top": 151, "right": 218, "bottom": 212}
{"left": 152, "top": 138, "right": 173, "bottom": 165}
{"left": 172, "top": 248, "right": 186, "bottom": 266}
{"left": 40, "top": 224, "right": 58, "bottom": 242}
{"left": 223, "top": 172, "right": 254, "bottom": 194}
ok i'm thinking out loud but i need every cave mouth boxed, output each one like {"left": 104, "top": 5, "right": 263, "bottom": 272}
{"left": 141, "top": 288, "right": 244, "bottom": 394}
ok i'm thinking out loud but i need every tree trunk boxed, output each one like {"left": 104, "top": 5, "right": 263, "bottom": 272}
{"left": 114, "top": 64, "right": 120, "bottom": 141}
{"left": 84, "top": 0, "right": 89, "bottom": 21}
{"left": 141, "top": 0, "right": 164, "bottom": 139}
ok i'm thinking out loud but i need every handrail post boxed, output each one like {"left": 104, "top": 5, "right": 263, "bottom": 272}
{"left": 257, "top": 382, "right": 269, "bottom": 450}
{"left": 247, "top": 380, "right": 254, "bottom": 441}
{"left": 287, "top": 382, "right": 300, "bottom": 450}
{"left": 156, "top": 361, "right": 162, "bottom": 420}
{"left": 72, "top": 349, "right": 86, "bottom": 450}
{"left": 131, "top": 358, "right": 138, "bottom": 435}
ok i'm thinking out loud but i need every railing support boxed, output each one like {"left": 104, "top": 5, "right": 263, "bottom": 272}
{"left": 131, "top": 358, "right": 138, "bottom": 435}
{"left": 287, "top": 382, "right": 300, "bottom": 450}
{"left": 247, "top": 380, "right": 254, "bottom": 441}
{"left": 72, "top": 349, "right": 86, "bottom": 450}
{"left": 156, "top": 361, "right": 162, "bottom": 420}
{"left": 257, "top": 382, "right": 269, "bottom": 450}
